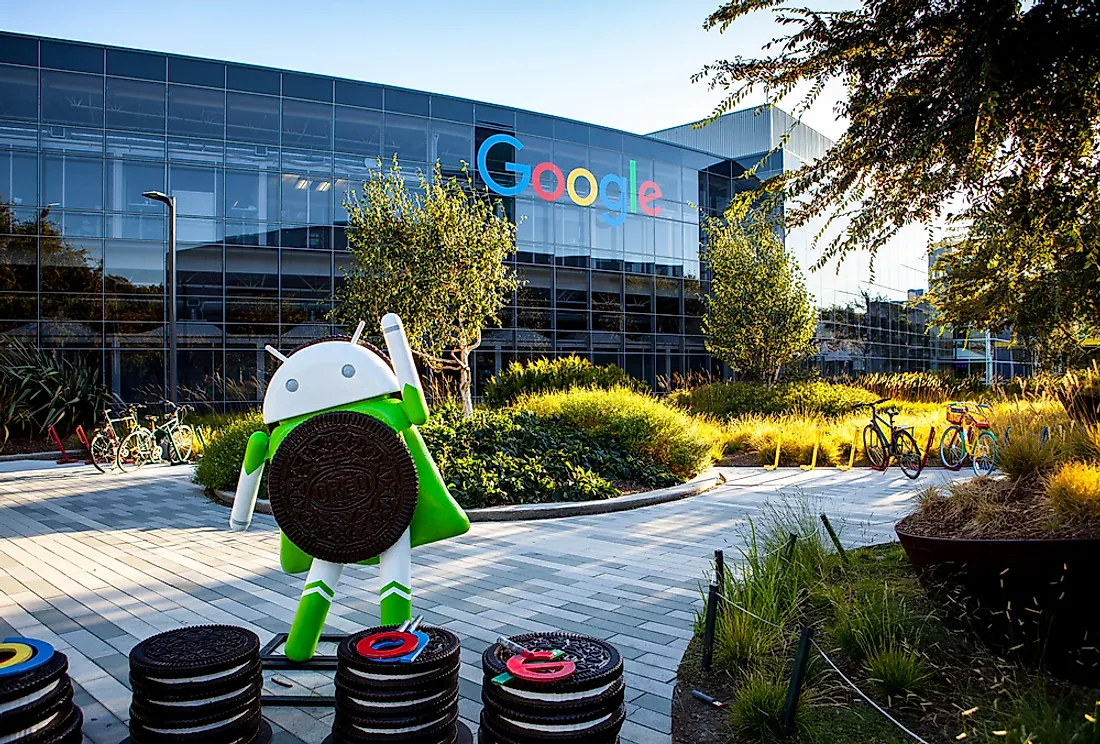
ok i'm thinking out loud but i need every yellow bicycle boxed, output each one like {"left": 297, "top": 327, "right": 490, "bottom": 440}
{"left": 939, "top": 402, "right": 997, "bottom": 476}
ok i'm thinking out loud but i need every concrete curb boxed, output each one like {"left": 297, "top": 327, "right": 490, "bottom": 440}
{"left": 205, "top": 469, "right": 724, "bottom": 523}
{"left": 0, "top": 450, "right": 63, "bottom": 462}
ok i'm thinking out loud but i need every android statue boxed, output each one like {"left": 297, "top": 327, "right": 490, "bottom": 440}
{"left": 228, "top": 313, "right": 470, "bottom": 662}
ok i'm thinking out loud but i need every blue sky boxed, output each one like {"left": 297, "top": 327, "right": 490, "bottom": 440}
{"left": 1, "top": 0, "right": 849, "bottom": 139}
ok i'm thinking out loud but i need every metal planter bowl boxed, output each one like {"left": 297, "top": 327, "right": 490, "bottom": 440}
{"left": 895, "top": 524, "right": 1100, "bottom": 685}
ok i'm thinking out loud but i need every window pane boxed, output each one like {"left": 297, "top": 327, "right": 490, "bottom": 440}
{"left": 430, "top": 121, "right": 472, "bottom": 168}
{"left": 281, "top": 173, "right": 333, "bottom": 226}
{"left": 227, "top": 65, "right": 280, "bottom": 95}
{"left": 282, "top": 73, "right": 331, "bottom": 102}
{"left": 226, "top": 169, "right": 279, "bottom": 221}
{"left": 335, "top": 80, "right": 381, "bottom": 110}
{"left": 0, "top": 64, "right": 38, "bottom": 121}
{"left": 107, "top": 131, "right": 165, "bottom": 160}
{"left": 169, "top": 57, "right": 224, "bottom": 88}
{"left": 41, "top": 70, "right": 103, "bottom": 127}
{"left": 107, "top": 50, "right": 165, "bottom": 81}
{"left": 0, "top": 121, "right": 37, "bottom": 150}
{"left": 0, "top": 150, "right": 37, "bottom": 207}
{"left": 383, "top": 114, "right": 427, "bottom": 163}
{"left": 41, "top": 125, "right": 103, "bottom": 155}
{"left": 40, "top": 236, "right": 101, "bottom": 293}
{"left": 105, "top": 159, "right": 164, "bottom": 212}
{"left": 431, "top": 96, "right": 472, "bottom": 123}
{"left": 42, "top": 154, "right": 103, "bottom": 210}
{"left": 106, "top": 78, "right": 166, "bottom": 133}
{"left": 0, "top": 35, "right": 37, "bottom": 66}
{"left": 41, "top": 41, "right": 102, "bottom": 74}
{"left": 169, "top": 135, "right": 224, "bottom": 165}
{"left": 225, "top": 141, "right": 279, "bottom": 169}
{"left": 334, "top": 106, "right": 381, "bottom": 156}
{"left": 226, "top": 92, "right": 279, "bottom": 144}
{"left": 168, "top": 85, "right": 225, "bottom": 138}
{"left": 105, "top": 238, "right": 163, "bottom": 287}
{"left": 282, "top": 99, "right": 332, "bottom": 149}
{"left": 384, "top": 89, "right": 428, "bottom": 116}
{"left": 169, "top": 163, "right": 223, "bottom": 217}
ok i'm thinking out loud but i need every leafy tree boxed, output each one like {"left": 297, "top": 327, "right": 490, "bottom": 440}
{"left": 696, "top": 0, "right": 1100, "bottom": 353}
{"left": 702, "top": 201, "right": 817, "bottom": 383}
{"left": 333, "top": 160, "right": 518, "bottom": 415}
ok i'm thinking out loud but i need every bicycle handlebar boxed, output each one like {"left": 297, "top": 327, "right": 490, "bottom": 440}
{"left": 853, "top": 397, "right": 891, "bottom": 410}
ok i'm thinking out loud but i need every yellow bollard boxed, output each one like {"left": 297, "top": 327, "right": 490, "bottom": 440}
{"left": 837, "top": 428, "right": 858, "bottom": 471}
{"left": 800, "top": 426, "right": 821, "bottom": 471}
{"left": 764, "top": 430, "right": 783, "bottom": 471}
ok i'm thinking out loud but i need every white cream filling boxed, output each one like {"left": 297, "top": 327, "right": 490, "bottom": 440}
{"left": 496, "top": 680, "right": 616, "bottom": 702}
{"left": 351, "top": 713, "right": 447, "bottom": 735}
{"left": 500, "top": 710, "right": 613, "bottom": 733}
{"left": 146, "top": 708, "right": 248, "bottom": 734}
{"left": 350, "top": 688, "right": 448, "bottom": 708}
{"left": 0, "top": 679, "right": 60, "bottom": 714}
{"left": 149, "top": 685, "right": 252, "bottom": 707}
{"left": 344, "top": 665, "right": 436, "bottom": 682}
{"left": 0, "top": 711, "right": 59, "bottom": 744}
{"left": 147, "top": 661, "right": 249, "bottom": 684}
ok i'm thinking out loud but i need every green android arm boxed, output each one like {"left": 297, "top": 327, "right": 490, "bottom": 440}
{"left": 229, "top": 314, "right": 469, "bottom": 662}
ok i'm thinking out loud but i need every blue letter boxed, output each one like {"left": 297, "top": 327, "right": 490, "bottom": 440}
{"left": 599, "top": 173, "right": 628, "bottom": 226}
{"left": 477, "top": 134, "right": 531, "bottom": 197}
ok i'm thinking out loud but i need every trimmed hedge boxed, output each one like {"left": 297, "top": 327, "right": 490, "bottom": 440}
{"left": 670, "top": 380, "right": 877, "bottom": 419}
{"left": 517, "top": 387, "right": 728, "bottom": 478}
{"left": 483, "top": 356, "right": 643, "bottom": 408}
{"left": 192, "top": 405, "right": 679, "bottom": 510}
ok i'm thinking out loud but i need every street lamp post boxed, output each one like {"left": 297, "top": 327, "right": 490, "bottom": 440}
{"left": 143, "top": 191, "right": 177, "bottom": 403}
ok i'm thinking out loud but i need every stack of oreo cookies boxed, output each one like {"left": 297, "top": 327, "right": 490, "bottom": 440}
{"left": 332, "top": 625, "right": 462, "bottom": 743}
{"left": 0, "top": 637, "right": 82, "bottom": 743}
{"left": 480, "top": 633, "right": 625, "bottom": 744}
{"left": 126, "top": 625, "right": 270, "bottom": 744}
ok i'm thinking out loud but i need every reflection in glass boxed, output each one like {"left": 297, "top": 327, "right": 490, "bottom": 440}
{"left": 105, "top": 78, "right": 165, "bottom": 133}
{"left": 168, "top": 85, "right": 225, "bottom": 138}
{"left": 42, "top": 154, "right": 103, "bottom": 210}
{"left": 383, "top": 114, "right": 427, "bottom": 162}
{"left": 0, "top": 150, "right": 37, "bottom": 207}
{"left": 41, "top": 71, "right": 103, "bottom": 127}
{"left": 282, "top": 99, "right": 332, "bottom": 150}
{"left": 225, "top": 92, "right": 279, "bottom": 144}
{"left": 0, "top": 64, "right": 39, "bottom": 121}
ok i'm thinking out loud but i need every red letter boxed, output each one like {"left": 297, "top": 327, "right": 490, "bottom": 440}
{"left": 638, "top": 180, "right": 662, "bottom": 216}
{"left": 532, "top": 162, "right": 565, "bottom": 201}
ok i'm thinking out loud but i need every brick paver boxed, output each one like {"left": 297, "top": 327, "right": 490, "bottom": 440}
{"left": 0, "top": 460, "right": 964, "bottom": 743}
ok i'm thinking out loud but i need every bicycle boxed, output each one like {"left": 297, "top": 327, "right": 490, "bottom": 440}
{"left": 117, "top": 402, "right": 195, "bottom": 472}
{"left": 939, "top": 402, "right": 998, "bottom": 476}
{"left": 88, "top": 406, "right": 138, "bottom": 473}
{"left": 855, "top": 398, "right": 924, "bottom": 479}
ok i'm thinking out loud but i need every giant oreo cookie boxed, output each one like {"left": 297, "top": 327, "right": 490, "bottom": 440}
{"left": 266, "top": 411, "right": 419, "bottom": 564}
{"left": 0, "top": 640, "right": 83, "bottom": 744}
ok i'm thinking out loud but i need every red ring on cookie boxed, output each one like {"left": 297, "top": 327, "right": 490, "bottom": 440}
{"left": 355, "top": 631, "right": 420, "bottom": 659}
{"left": 506, "top": 650, "right": 577, "bottom": 682}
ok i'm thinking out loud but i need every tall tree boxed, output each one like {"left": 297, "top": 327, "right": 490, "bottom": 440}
{"left": 703, "top": 202, "right": 817, "bottom": 383}
{"left": 333, "top": 160, "right": 518, "bottom": 415}
{"left": 696, "top": 0, "right": 1100, "bottom": 353}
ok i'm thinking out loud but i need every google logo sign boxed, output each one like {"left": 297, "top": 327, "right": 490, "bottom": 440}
{"left": 476, "top": 134, "right": 663, "bottom": 226}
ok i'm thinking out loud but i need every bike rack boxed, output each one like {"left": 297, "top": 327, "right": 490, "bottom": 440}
{"left": 920, "top": 426, "right": 936, "bottom": 470}
{"left": 836, "top": 428, "right": 859, "bottom": 471}
{"left": 764, "top": 430, "right": 783, "bottom": 471}
{"left": 74, "top": 425, "right": 95, "bottom": 465}
{"left": 48, "top": 426, "right": 81, "bottom": 465}
{"left": 800, "top": 425, "right": 821, "bottom": 471}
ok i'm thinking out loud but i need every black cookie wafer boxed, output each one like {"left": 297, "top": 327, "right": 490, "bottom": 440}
{"left": 333, "top": 703, "right": 459, "bottom": 743}
{"left": 130, "top": 677, "right": 261, "bottom": 722}
{"left": 338, "top": 626, "right": 460, "bottom": 679}
{"left": 128, "top": 698, "right": 262, "bottom": 744}
{"left": 336, "top": 671, "right": 459, "bottom": 718}
{"left": 481, "top": 675, "right": 625, "bottom": 717}
{"left": 0, "top": 650, "right": 68, "bottom": 709}
{"left": 478, "top": 720, "right": 620, "bottom": 744}
{"left": 0, "top": 678, "right": 72, "bottom": 739}
{"left": 267, "top": 411, "right": 419, "bottom": 564}
{"left": 16, "top": 704, "right": 84, "bottom": 744}
{"left": 481, "top": 633, "right": 622, "bottom": 694}
{"left": 129, "top": 625, "right": 260, "bottom": 683}
{"left": 481, "top": 703, "right": 626, "bottom": 743}
{"left": 130, "top": 658, "right": 261, "bottom": 699}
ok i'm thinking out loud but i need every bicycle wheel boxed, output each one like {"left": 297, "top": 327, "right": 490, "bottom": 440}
{"left": 863, "top": 424, "right": 889, "bottom": 469}
{"left": 972, "top": 431, "right": 997, "bottom": 476}
{"left": 894, "top": 430, "right": 924, "bottom": 479}
{"left": 89, "top": 432, "right": 116, "bottom": 473}
{"left": 171, "top": 424, "right": 194, "bottom": 462}
{"left": 939, "top": 425, "right": 966, "bottom": 470}
{"left": 118, "top": 429, "right": 155, "bottom": 472}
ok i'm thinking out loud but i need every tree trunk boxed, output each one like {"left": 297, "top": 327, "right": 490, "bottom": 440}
{"left": 458, "top": 349, "right": 473, "bottom": 417}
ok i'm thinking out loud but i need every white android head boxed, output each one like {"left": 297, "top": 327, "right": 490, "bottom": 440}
{"left": 262, "top": 324, "right": 400, "bottom": 424}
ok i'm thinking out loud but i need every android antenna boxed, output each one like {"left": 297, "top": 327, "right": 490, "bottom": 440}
{"left": 350, "top": 320, "right": 366, "bottom": 345}
{"left": 265, "top": 345, "right": 289, "bottom": 363}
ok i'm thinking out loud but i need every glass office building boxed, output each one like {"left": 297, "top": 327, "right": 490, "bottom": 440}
{"left": 0, "top": 32, "right": 961, "bottom": 408}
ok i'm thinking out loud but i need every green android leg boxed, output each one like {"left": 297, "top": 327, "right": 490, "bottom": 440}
{"left": 280, "top": 531, "right": 313, "bottom": 574}
{"left": 285, "top": 559, "right": 343, "bottom": 662}
{"left": 379, "top": 529, "right": 412, "bottom": 625}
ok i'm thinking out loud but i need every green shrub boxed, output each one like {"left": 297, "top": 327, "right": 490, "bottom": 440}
{"left": 483, "top": 356, "right": 643, "bottom": 408}
{"left": 193, "top": 411, "right": 265, "bottom": 492}
{"left": 0, "top": 339, "right": 108, "bottom": 447}
{"left": 1046, "top": 461, "right": 1100, "bottom": 521}
{"left": 729, "top": 670, "right": 791, "bottom": 741}
{"left": 420, "top": 406, "right": 677, "bottom": 508}
{"left": 854, "top": 370, "right": 987, "bottom": 403}
{"left": 865, "top": 647, "right": 926, "bottom": 698}
{"left": 517, "top": 387, "right": 727, "bottom": 477}
{"left": 826, "top": 584, "right": 923, "bottom": 661}
{"left": 998, "top": 428, "right": 1065, "bottom": 481}
{"left": 670, "top": 380, "right": 876, "bottom": 419}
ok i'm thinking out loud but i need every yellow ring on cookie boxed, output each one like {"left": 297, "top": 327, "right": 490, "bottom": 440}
{"left": 0, "top": 642, "right": 34, "bottom": 669}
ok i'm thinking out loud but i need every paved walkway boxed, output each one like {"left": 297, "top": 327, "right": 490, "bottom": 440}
{"left": 0, "top": 461, "right": 965, "bottom": 744}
